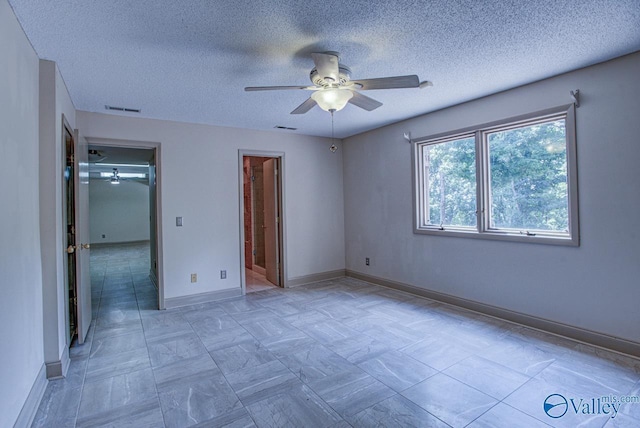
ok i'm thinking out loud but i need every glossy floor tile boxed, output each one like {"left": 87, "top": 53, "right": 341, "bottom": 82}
{"left": 246, "top": 268, "right": 278, "bottom": 293}
{"left": 33, "top": 242, "right": 640, "bottom": 427}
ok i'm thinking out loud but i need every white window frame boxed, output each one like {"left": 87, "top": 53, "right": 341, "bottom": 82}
{"left": 412, "top": 104, "right": 579, "bottom": 246}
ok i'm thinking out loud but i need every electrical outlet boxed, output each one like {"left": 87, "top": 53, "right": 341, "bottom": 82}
{"left": 366, "top": 257, "right": 370, "bottom": 266}
{"left": 220, "top": 270, "right": 227, "bottom": 279}
{"left": 190, "top": 273, "right": 197, "bottom": 283}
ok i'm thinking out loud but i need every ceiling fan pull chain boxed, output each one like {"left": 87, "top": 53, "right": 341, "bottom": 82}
{"left": 330, "top": 110, "right": 337, "bottom": 153}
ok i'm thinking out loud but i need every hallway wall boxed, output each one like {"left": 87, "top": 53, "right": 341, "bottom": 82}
{"left": 38, "top": 58, "right": 77, "bottom": 375}
{"left": 89, "top": 178, "right": 150, "bottom": 244}
{"left": 0, "top": 0, "right": 45, "bottom": 425}
{"left": 77, "top": 112, "right": 346, "bottom": 301}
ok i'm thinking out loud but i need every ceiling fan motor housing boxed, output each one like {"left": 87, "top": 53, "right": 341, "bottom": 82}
{"left": 244, "top": 51, "right": 421, "bottom": 114}
{"left": 310, "top": 65, "right": 352, "bottom": 87}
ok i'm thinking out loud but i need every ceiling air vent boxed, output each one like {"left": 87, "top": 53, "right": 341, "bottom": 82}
{"left": 105, "top": 105, "right": 141, "bottom": 113}
{"left": 274, "top": 125, "right": 297, "bottom": 131}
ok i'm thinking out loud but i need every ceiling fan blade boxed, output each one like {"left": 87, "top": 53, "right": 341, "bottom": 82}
{"left": 351, "top": 75, "right": 420, "bottom": 90}
{"left": 348, "top": 91, "right": 383, "bottom": 111}
{"left": 311, "top": 52, "right": 340, "bottom": 83}
{"left": 290, "top": 97, "right": 317, "bottom": 114}
{"left": 245, "top": 86, "right": 310, "bottom": 91}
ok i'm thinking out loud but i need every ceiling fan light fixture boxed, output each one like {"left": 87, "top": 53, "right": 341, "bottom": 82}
{"left": 110, "top": 168, "right": 120, "bottom": 184}
{"left": 311, "top": 88, "right": 353, "bottom": 112}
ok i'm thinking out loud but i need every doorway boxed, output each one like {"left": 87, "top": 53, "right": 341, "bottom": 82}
{"left": 86, "top": 142, "right": 162, "bottom": 309}
{"left": 241, "top": 154, "right": 285, "bottom": 293}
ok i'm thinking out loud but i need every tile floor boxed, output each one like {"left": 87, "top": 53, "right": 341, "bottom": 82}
{"left": 32, "top": 243, "right": 640, "bottom": 427}
{"left": 246, "top": 268, "right": 278, "bottom": 293}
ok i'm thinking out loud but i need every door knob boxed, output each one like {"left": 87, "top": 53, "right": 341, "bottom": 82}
{"left": 66, "top": 245, "right": 76, "bottom": 254}
{"left": 81, "top": 243, "right": 90, "bottom": 250}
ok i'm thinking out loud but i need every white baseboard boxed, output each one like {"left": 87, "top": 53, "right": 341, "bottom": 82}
{"left": 14, "top": 364, "right": 47, "bottom": 428}
{"left": 90, "top": 239, "right": 151, "bottom": 247}
{"left": 164, "top": 288, "right": 242, "bottom": 309}
{"left": 346, "top": 270, "right": 640, "bottom": 358}
{"left": 287, "top": 269, "right": 347, "bottom": 288}
{"left": 45, "top": 346, "right": 70, "bottom": 379}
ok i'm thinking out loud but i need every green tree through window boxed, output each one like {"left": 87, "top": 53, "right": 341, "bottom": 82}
{"left": 487, "top": 120, "right": 568, "bottom": 231}
{"left": 424, "top": 136, "right": 476, "bottom": 228}
{"left": 414, "top": 105, "right": 578, "bottom": 245}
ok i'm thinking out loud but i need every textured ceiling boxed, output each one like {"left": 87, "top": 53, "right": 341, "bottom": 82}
{"left": 8, "top": 0, "right": 640, "bottom": 138}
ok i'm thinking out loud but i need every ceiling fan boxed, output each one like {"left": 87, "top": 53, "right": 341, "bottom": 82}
{"left": 107, "top": 168, "right": 121, "bottom": 184}
{"left": 100, "top": 167, "right": 148, "bottom": 184}
{"left": 245, "top": 51, "right": 430, "bottom": 114}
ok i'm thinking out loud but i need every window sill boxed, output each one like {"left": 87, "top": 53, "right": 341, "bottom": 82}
{"left": 413, "top": 227, "right": 579, "bottom": 246}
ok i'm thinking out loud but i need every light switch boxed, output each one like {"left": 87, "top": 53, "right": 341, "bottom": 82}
{"left": 176, "top": 217, "right": 183, "bottom": 227}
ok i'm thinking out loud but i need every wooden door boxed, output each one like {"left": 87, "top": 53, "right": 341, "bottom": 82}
{"left": 149, "top": 155, "right": 159, "bottom": 287}
{"left": 63, "top": 125, "right": 77, "bottom": 343}
{"left": 74, "top": 129, "right": 91, "bottom": 344}
{"left": 263, "top": 159, "right": 280, "bottom": 286}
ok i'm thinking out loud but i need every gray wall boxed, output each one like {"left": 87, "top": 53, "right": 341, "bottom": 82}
{"left": 343, "top": 52, "right": 640, "bottom": 345}
{"left": 39, "top": 59, "right": 77, "bottom": 372}
{"left": 0, "top": 0, "right": 45, "bottom": 425}
{"left": 77, "top": 111, "right": 346, "bottom": 300}
{"left": 89, "top": 178, "right": 150, "bottom": 244}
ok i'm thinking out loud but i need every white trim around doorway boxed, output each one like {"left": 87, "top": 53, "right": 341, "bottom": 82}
{"left": 238, "top": 150, "right": 288, "bottom": 294}
{"left": 85, "top": 137, "right": 165, "bottom": 309}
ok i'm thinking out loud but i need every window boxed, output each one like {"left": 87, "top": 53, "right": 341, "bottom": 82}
{"left": 420, "top": 135, "right": 476, "bottom": 229}
{"left": 413, "top": 105, "right": 578, "bottom": 245}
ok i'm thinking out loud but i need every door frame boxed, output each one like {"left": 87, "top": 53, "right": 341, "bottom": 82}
{"left": 73, "top": 126, "right": 91, "bottom": 344}
{"left": 238, "top": 150, "right": 287, "bottom": 293}
{"left": 85, "top": 137, "right": 166, "bottom": 309}
{"left": 61, "top": 116, "right": 77, "bottom": 344}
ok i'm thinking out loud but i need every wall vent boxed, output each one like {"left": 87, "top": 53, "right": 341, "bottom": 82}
{"left": 105, "top": 105, "right": 141, "bottom": 113}
{"left": 274, "top": 125, "right": 297, "bottom": 131}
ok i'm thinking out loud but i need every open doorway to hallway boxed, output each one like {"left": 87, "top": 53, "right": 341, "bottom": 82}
{"left": 89, "top": 242, "right": 157, "bottom": 325}
{"left": 242, "top": 155, "right": 283, "bottom": 293}
{"left": 87, "top": 145, "right": 159, "bottom": 316}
